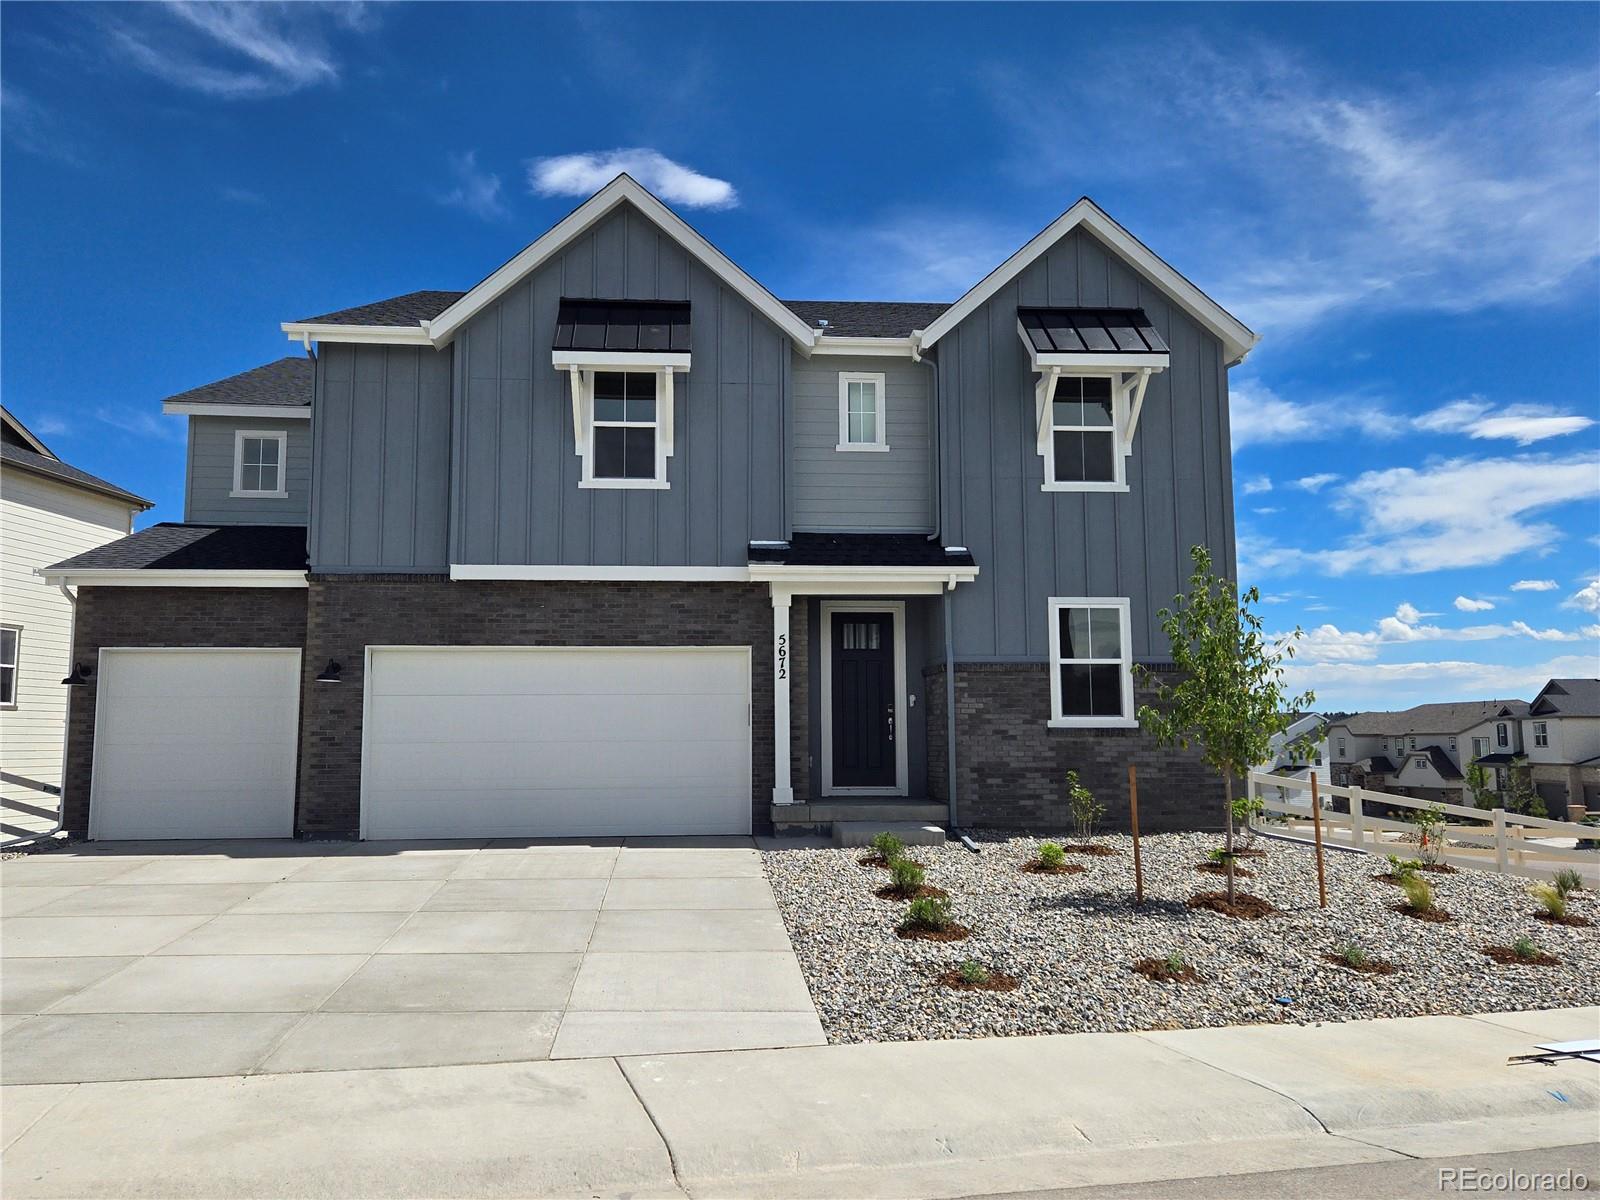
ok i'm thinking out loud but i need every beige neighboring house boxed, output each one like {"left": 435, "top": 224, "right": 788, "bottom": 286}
{"left": 1521, "top": 678, "right": 1600, "bottom": 817}
{"left": 1326, "top": 699, "right": 1530, "bottom": 804}
{"left": 1, "top": 407, "right": 151, "bottom": 839}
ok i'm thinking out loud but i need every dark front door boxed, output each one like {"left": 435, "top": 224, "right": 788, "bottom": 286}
{"left": 832, "top": 612, "right": 896, "bottom": 789}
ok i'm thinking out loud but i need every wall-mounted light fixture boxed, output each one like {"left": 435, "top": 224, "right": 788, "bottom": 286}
{"left": 61, "top": 663, "right": 92, "bottom": 686}
{"left": 314, "top": 659, "right": 343, "bottom": 684}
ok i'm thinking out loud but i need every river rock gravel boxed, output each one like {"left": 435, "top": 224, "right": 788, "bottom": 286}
{"left": 760, "top": 831, "right": 1599, "bottom": 1044}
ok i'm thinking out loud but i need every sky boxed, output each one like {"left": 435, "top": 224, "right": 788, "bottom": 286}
{"left": 3, "top": 1, "right": 1597, "bottom": 713}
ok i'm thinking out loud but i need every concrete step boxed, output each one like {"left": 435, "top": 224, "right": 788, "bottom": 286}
{"left": 830, "top": 820, "right": 947, "bottom": 848}
{"left": 771, "top": 801, "right": 947, "bottom": 825}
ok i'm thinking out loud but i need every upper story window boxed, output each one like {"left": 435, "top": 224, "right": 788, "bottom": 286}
{"left": 1047, "top": 597, "right": 1134, "bottom": 729}
{"left": 590, "top": 372, "right": 664, "bottom": 484}
{"left": 1472, "top": 736, "right": 1489, "bottom": 759}
{"left": 1533, "top": 721, "right": 1548, "bottom": 748}
{"left": 1496, "top": 722, "right": 1509, "bottom": 747}
{"left": 1045, "top": 376, "right": 1121, "bottom": 489}
{"left": 837, "top": 372, "right": 888, "bottom": 451}
{"left": 232, "top": 431, "right": 287, "bottom": 499}
{"left": 0, "top": 626, "right": 18, "bottom": 708}
{"left": 1408, "top": 736, "right": 1416, "bottom": 750}
{"left": 1337, "top": 737, "right": 1346, "bottom": 757}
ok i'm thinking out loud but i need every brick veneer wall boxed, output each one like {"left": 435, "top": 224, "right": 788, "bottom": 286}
{"left": 299, "top": 576, "right": 783, "bottom": 836}
{"left": 924, "top": 662, "right": 1224, "bottom": 833}
{"left": 61, "top": 587, "right": 310, "bottom": 836}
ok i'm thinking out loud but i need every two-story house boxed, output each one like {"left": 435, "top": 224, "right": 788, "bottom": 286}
{"left": 1327, "top": 699, "right": 1531, "bottom": 804}
{"left": 42, "top": 175, "right": 1252, "bottom": 842}
{"left": 1521, "top": 678, "right": 1600, "bottom": 817}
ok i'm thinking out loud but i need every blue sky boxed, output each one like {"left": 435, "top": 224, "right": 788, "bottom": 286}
{"left": 3, "top": 2, "right": 1597, "bottom": 712}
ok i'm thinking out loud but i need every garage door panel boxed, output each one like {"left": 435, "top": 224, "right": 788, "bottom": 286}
{"left": 100, "top": 699, "right": 296, "bottom": 745}
{"left": 363, "top": 647, "right": 751, "bottom": 839}
{"left": 100, "top": 653, "right": 299, "bottom": 700}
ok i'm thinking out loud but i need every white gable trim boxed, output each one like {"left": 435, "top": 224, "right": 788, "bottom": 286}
{"left": 916, "top": 198, "right": 1258, "bottom": 366}
{"left": 163, "top": 403, "right": 311, "bottom": 420}
{"left": 281, "top": 324, "right": 432, "bottom": 348}
{"left": 422, "top": 175, "right": 817, "bottom": 351}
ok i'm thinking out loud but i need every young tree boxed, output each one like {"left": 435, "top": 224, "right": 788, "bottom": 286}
{"left": 1137, "top": 546, "right": 1315, "bottom": 903}
{"left": 1465, "top": 758, "right": 1494, "bottom": 810}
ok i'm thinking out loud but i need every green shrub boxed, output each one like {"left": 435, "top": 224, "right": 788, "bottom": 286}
{"left": 1529, "top": 883, "right": 1567, "bottom": 920}
{"left": 901, "top": 894, "right": 954, "bottom": 932}
{"left": 1209, "top": 847, "right": 1235, "bottom": 865}
{"left": 1066, "top": 770, "right": 1104, "bottom": 842}
{"left": 1399, "top": 873, "right": 1434, "bottom": 912}
{"left": 1335, "top": 941, "right": 1369, "bottom": 968}
{"left": 1037, "top": 841, "right": 1066, "bottom": 869}
{"left": 1512, "top": 936, "right": 1541, "bottom": 961}
{"left": 1162, "top": 950, "right": 1187, "bottom": 974}
{"left": 1412, "top": 803, "right": 1447, "bottom": 864}
{"left": 957, "top": 958, "right": 989, "bottom": 984}
{"left": 889, "top": 856, "right": 925, "bottom": 895}
{"left": 869, "top": 831, "right": 905, "bottom": 861}
{"left": 1553, "top": 868, "right": 1583, "bottom": 897}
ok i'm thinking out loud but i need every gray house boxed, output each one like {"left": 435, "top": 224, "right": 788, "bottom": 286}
{"left": 44, "top": 175, "right": 1253, "bottom": 842}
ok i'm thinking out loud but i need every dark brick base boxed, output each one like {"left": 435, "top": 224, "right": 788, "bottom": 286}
{"left": 925, "top": 662, "right": 1225, "bottom": 833}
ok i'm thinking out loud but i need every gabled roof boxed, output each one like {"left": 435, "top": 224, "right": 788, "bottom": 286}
{"left": 1395, "top": 745, "right": 1464, "bottom": 781}
{"left": 162, "top": 357, "right": 313, "bottom": 411}
{"left": 915, "top": 198, "right": 1257, "bottom": 365}
{"left": 785, "top": 301, "right": 951, "bottom": 338}
{"left": 1, "top": 407, "right": 52, "bottom": 455}
{"left": 297, "top": 291, "right": 465, "bottom": 327}
{"left": 0, "top": 407, "right": 151, "bottom": 510}
{"left": 1331, "top": 700, "right": 1530, "bottom": 737}
{"left": 1529, "top": 678, "right": 1600, "bottom": 718}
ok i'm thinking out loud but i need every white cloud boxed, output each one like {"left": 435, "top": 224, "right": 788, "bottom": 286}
{"left": 438, "top": 151, "right": 507, "bottom": 221}
{"left": 1, "top": 85, "right": 85, "bottom": 166}
{"left": 528, "top": 149, "right": 737, "bottom": 210}
{"left": 1413, "top": 397, "right": 1594, "bottom": 446}
{"left": 1254, "top": 506, "right": 1280, "bottom": 516}
{"left": 1294, "top": 473, "right": 1339, "bottom": 493}
{"left": 30, "top": 415, "right": 69, "bottom": 437}
{"left": 219, "top": 185, "right": 266, "bottom": 206}
{"left": 1242, "top": 476, "right": 1274, "bottom": 495}
{"left": 1453, "top": 596, "right": 1495, "bottom": 613}
{"left": 1563, "top": 578, "right": 1600, "bottom": 615}
{"left": 1583, "top": 625, "right": 1600, "bottom": 640}
{"left": 1508, "top": 620, "right": 1583, "bottom": 643}
{"left": 1228, "top": 380, "right": 1385, "bottom": 451}
{"left": 1512, "top": 579, "right": 1559, "bottom": 591}
{"left": 95, "top": 407, "right": 180, "bottom": 441}
{"left": 1283, "top": 653, "right": 1600, "bottom": 711}
{"left": 104, "top": 2, "right": 374, "bottom": 99}
{"left": 1393, "top": 602, "right": 1432, "bottom": 625}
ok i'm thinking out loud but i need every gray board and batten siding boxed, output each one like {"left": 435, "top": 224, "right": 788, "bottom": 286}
{"left": 933, "top": 227, "right": 1236, "bottom": 661}
{"left": 185, "top": 416, "right": 312, "bottom": 526}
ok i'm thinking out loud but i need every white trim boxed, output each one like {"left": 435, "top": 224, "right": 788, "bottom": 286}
{"left": 837, "top": 371, "right": 888, "bottom": 452}
{"left": 358, "top": 644, "right": 754, "bottom": 841}
{"left": 567, "top": 365, "right": 676, "bottom": 488}
{"left": 1046, "top": 597, "right": 1136, "bottom": 728}
{"left": 812, "top": 336, "right": 917, "bottom": 358}
{"left": 821, "top": 602, "right": 909, "bottom": 798}
{"left": 36, "top": 569, "right": 308, "bottom": 589}
{"left": 772, "top": 593, "right": 793, "bottom": 806}
{"left": 231, "top": 429, "right": 289, "bottom": 499}
{"left": 163, "top": 403, "right": 311, "bottom": 420}
{"left": 1040, "top": 375, "right": 1127, "bottom": 492}
{"left": 423, "top": 176, "right": 816, "bottom": 349}
{"left": 0, "top": 623, "right": 19, "bottom": 709}
{"left": 552, "top": 350, "right": 692, "bottom": 369}
{"left": 280, "top": 323, "right": 432, "bottom": 346}
{"left": 450, "top": 564, "right": 747, "bottom": 582}
{"left": 917, "top": 198, "right": 1258, "bottom": 365}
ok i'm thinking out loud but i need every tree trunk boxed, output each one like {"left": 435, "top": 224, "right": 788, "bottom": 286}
{"left": 1224, "top": 772, "right": 1237, "bottom": 904}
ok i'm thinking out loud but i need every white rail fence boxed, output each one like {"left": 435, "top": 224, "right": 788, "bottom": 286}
{"left": 1246, "top": 770, "right": 1600, "bottom": 885}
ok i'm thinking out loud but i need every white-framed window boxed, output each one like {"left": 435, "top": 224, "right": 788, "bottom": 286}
{"left": 1472, "top": 736, "right": 1489, "bottom": 760}
{"left": 232, "top": 430, "right": 288, "bottom": 498}
{"left": 1337, "top": 737, "right": 1346, "bottom": 757}
{"left": 1043, "top": 375, "right": 1124, "bottom": 491}
{"left": 565, "top": 367, "right": 675, "bottom": 489}
{"left": 1533, "top": 721, "right": 1548, "bottom": 748}
{"left": 1046, "top": 597, "right": 1135, "bottom": 728}
{"left": 1449, "top": 737, "right": 1457, "bottom": 751}
{"left": 1414, "top": 756, "right": 1427, "bottom": 769}
{"left": 0, "top": 626, "right": 18, "bottom": 708}
{"left": 1496, "top": 722, "right": 1509, "bottom": 747}
{"left": 1408, "top": 736, "right": 1416, "bottom": 750}
{"left": 837, "top": 372, "right": 888, "bottom": 451}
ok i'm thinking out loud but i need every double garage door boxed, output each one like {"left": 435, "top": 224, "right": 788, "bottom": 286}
{"left": 91, "top": 646, "right": 752, "bottom": 841}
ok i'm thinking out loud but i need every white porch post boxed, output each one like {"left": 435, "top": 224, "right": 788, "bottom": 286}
{"left": 771, "top": 588, "right": 794, "bottom": 805}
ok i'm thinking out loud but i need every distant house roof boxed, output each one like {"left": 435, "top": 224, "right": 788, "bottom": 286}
{"left": 1333, "top": 700, "right": 1529, "bottom": 737}
{"left": 162, "top": 356, "right": 313, "bottom": 410}
{"left": 1529, "top": 678, "right": 1600, "bottom": 719}
{"left": 45, "top": 523, "right": 307, "bottom": 573}
{"left": 1351, "top": 755, "right": 1397, "bottom": 775}
{"left": 1397, "top": 746, "right": 1464, "bottom": 781}
{"left": 0, "top": 440, "right": 152, "bottom": 510}
{"left": 784, "top": 301, "right": 951, "bottom": 338}
{"left": 748, "top": 533, "right": 976, "bottom": 568}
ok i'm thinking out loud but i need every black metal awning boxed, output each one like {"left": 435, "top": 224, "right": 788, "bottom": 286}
{"left": 1017, "top": 307, "right": 1168, "bottom": 356}
{"left": 748, "top": 534, "right": 975, "bottom": 569}
{"left": 554, "top": 299, "right": 691, "bottom": 353}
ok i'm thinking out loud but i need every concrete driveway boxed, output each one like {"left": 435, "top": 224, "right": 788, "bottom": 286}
{"left": 0, "top": 837, "right": 825, "bottom": 1084}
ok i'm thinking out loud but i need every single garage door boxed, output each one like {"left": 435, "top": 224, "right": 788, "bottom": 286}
{"left": 362, "top": 647, "right": 752, "bottom": 839}
{"left": 90, "top": 648, "right": 301, "bottom": 840}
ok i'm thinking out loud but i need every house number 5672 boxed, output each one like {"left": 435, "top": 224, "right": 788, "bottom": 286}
{"left": 776, "top": 633, "right": 788, "bottom": 681}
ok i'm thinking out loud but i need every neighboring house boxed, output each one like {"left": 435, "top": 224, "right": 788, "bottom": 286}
{"left": 42, "top": 175, "right": 1255, "bottom": 842}
{"left": 0, "top": 408, "right": 151, "bottom": 839}
{"left": 1257, "top": 712, "right": 1328, "bottom": 788}
{"left": 1521, "top": 678, "right": 1600, "bottom": 817}
{"left": 1326, "top": 699, "right": 1529, "bottom": 804}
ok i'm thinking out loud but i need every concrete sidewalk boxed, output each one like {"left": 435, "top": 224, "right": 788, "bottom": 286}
{"left": 2, "top": 1007, "right": 1595, "bottom": 1198}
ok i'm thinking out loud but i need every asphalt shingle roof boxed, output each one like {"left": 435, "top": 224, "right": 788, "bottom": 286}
{"left": 295, "top": 290, "right": 466, "bottom": 326}
{"left": 1, "top": 443, "right": 151, "bottom": 509}
{"left": 162, "top": 357, "right": 313, "bottom": 409}
{"left": 1333, "top": 700, "right": 1529, "bottom": 737}
{"left": 1530, "top": 678, "right": 1600, "bottom": 718}
{"left": 47, "top": 523, "right": 308, "bottom": 573}
{"left": 749, "top": 533, "right": 975, "bottom": 568}
{"left": 783, "top": 301, "right": 951, "bottom": 338}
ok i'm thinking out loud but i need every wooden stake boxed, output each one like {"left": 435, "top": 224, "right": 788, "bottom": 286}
{"left": 1310, "top": 773, "right": 1328, "bottom": 909}
{"left": 1128, "top": 763, "right": 1144, "bottom": 905}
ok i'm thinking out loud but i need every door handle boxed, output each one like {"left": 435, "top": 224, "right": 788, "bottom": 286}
{"left": 887, "top": 705, "right": 895, "bottom": 743}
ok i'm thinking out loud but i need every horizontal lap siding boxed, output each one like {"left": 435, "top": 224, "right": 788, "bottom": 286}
{"left": 791, "top": 355, "right": 932, "bottom": 532}
{"left": 937, "top": 228, "right": 1234, "bottom": 661}
{"left": 186, "top": 417, "right": 311, "bottom": 526}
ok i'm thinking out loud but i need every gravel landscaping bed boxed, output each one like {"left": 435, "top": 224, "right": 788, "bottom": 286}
{"left": 761, "top": 831, "right": 1600, "bottom": 1044}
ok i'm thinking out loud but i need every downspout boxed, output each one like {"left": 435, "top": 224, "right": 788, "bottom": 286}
{"left": 5, "top": 582, "right": 79, "bottom": 846}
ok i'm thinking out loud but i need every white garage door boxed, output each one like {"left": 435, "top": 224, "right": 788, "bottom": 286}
{"left": 91, "top": 648, "right": 301, "bottom": 840}
{"left": 362, "top": 647, "right": 752, "bottom": 840}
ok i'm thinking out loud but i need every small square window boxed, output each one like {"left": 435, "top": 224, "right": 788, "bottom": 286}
{"left": 233, "top": 431, "right": 287, "bottom": 498}
{"left": 837, "top": 373, "right": 887, "bottom": 450}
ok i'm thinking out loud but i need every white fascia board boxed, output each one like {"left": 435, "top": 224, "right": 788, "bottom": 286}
{"left": 749, "top": 564, "right": 979, "bottom": 594}
{"left": 424, "top": 175, "right": 817, "bottom": 350}
{"left": 37, "top": 569, "right": 309, "bottom": 588}
{"left": 1029, "top": 351, "right": 1172, "bottom": 372}
{"left": 162, "top": 403, "right": 312, "bottom": 420}
{"left": 280, "top": 323, "right": 431, "bottom": 346}
{"left": 451, "top": 564, "right": 750, "bottom": 582}
{"left": 811, "top": 336, "right": 917, "bottom": 358}
{"left": 550, "top": 351, "right": 692, "bottom": 369}
{"left": 917, "top": 198, "right": 1259, "bottom": 365}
